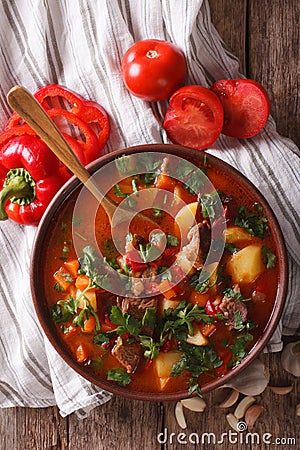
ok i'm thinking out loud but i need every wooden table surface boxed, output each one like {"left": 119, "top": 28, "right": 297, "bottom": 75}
{"left": 0, "top": 1, "right": 299, "bottom": 449}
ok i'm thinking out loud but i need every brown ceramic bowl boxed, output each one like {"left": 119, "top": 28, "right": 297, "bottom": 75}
{"left": 30, "top": 144, "right": 287, "bottom": 401}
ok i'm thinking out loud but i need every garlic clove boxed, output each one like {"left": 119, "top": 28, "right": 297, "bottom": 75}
{"left": 234, "top": 396, "right": 256, "bottom": 419}
{"left": 269, "top": 385, "right": 293, "bottom": 395}
{"left": 281, "top": 341, "right": 300, "bottom": 377}
{"left": 245, "top": 405, "right": 264, "bottom": 431}
{"left": 221, "top": 359, "right": 269, "bottom": 396}
{"left": 296, "top": 403, "right": 300, "bottom": 417}
{"left": 226, "top": 413, "right": 246, "bottom": 432}
{"left": 175, "top": 401, "right": 187, "bottom": 429}
{"left": 181, "top": 397, "right": 206, "bottom": 412}
{"left": 217, "top": 389, "right": 240, "bottom": 408}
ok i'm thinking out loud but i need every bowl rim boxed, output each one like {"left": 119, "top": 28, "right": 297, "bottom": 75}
{"left": 30, "top": 143, "right": 288, "bottom": 401}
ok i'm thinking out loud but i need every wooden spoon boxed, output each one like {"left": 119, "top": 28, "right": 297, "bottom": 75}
{"left": 6, "top": 85, "right": 155, "bottom": 226}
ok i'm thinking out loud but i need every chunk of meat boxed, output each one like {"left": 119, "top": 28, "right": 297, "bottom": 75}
{"left": 219, "top": 293, "right": 248, "bottom": 330}
{"left": 176, "top": 221, "right": 211, "bottom": 272}
{"left": 199, "top": 219, "right": 211, "bottom": 257}
{"left": 122, "top": 297, "right": 158, "bottom": 335}
{"left": 112, "top": 339, "right": 142, "bottom": 373}
{"left": 142, "top": 266, "right": 157, "bottom": 280}
{"left": 122, "top": 297, "right": 158, "bottom": 320}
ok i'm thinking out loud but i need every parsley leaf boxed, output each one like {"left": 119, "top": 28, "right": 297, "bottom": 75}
{"left": 107, "top": 368, "right": 131, "bottom": 387}
{"left": 139, "top": 336, "right": 160, "bottom": 359}
{"left": 171, "top": 341, "right": 222, "bottom": 378}
{"left": 93, "top": 333, "right": 111, "bottom": 345}
{"left": 200, "top": 190, "right": 222, "bottom": 219}
{"left": 222, "top": 287, "right": 250, "bottom": 302}
{"left": 262, "top": 246, "right": 277, "bottom": 269}
{"left": 78, "top": 245, "right": 111, "bottom": 289}
{"left": 109, "top": 306, "right": 142, "bottom": 336}
{"left": 166, "top": 234, "right": 179, "bottom": 247}
{"left": 228, "top": 332, "right": 254, "bottom": 367}
{"left": 235, "top": 204, "right": 268, "bottom": 238}
{"left": 225, "top": 242, "right": 240, "bottom": 254}
{"left": 51, "top": 297, "right": 78, "bottom": 323}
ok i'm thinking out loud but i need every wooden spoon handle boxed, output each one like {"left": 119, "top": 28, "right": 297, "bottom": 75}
{"left": 6, "top": 85, "right": 117, "bottom": 218}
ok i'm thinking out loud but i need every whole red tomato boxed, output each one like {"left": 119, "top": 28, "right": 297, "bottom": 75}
{"left": 163, "top": 85, "right": 224, "bottom": 150}
{"left": 210, "top": 79, "right": 270, "bottom": 138}
{"left": 121, "top": 39, "right": 187, "bottom": 102}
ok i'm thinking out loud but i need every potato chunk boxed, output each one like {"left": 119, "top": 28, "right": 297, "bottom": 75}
{"left": 224, "top": 226, "right": 254, "bottom": 244}
{"left": 175, "top": 202, "right": 198, "bottom": 236}
{"left": 226, "top": 244, "right": 265, "bottom": 284}
{"left": 186, "top": 324, "right": 208, "bottom": 346}
{"left": 154, "top": 351, "right": 182, "bottom": 379}
{"left": 159, "top": 297, "right": 181, "bottom": 315}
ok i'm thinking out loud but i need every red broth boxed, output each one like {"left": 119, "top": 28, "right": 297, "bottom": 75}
{"left": 42, "top": 155, "right": 279, "bottom": 395}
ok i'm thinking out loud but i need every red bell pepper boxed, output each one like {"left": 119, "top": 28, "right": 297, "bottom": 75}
{"left": 5, "top": 84, "right": 110, "bottom": 165}
{"left": 124, "top": 249, "right": 148, "bottom": 272}
{"left": 0, "top": 134, "right": 66, "bottom": 225}
{"left": 0, "top": 84, "right": 110, "bottom": 225}
{"left": 205, "top": 299, "right": 220, "bottom": 317}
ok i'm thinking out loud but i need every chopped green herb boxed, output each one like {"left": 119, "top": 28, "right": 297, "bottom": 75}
{"left": 58, "top": 273, "right": 74, "bottom": 283}
{"left": 262, "top": 246, "right": 276, "bottom": 269}
{"left": 222, "top": 287, "right": 250, "bottom": 302}
{"left": 189, "top": 271, "right": 210, "bottom": 293}
{"left": 234, "top": 204, "right": 268, "bottom": 238}
{"left": 188, "top": 378, "right": 203, "bottom": 397}
{"left": 142, "top": 307, "right": 156, "bottom": 331}
{"left": 78, "top": 245, "right": 111, "bottom": 290}
{"left": 109, "top": 305, "right": 142, "bottom": 336}
{"left": 107, "top": 368, "right": 131, "bottom": 387}
{"left": 113, "top": 183, "right": 128, "bottom": 198}
{"left": 53, "top": 282, "right": 64, "bottom": 292}
{"left": 139, "top": 336, "right": 160, "bottom": 359}
{"left": 51, "top": 297, "right": 78, "bottom": 323}
{"left": 200, "top": 190, "right": 222, "bottom": 219}
{"left": 171, "top": 341, "right": 222, "bottom": 378}
{"left": 233, "top": 311, "right": 244, "bottom": 331}
{"left": 225, "top": 242, "right": 240, "bottom": 254}
{"left": 166, "top": 234, "right": 179, "bottom": 247}
{"left": 228, "top": 332, "right": 254, "bottom": 367}
{"left": 152, "top": 207, "right": 162, "bottom": 217}
{"left": 94, "top": 333, "right": 111, "bottom": 346}
{"left": 132, "top": 178, "right": 139, "bottom": 195}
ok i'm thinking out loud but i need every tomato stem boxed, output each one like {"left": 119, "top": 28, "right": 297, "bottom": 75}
{"left": 146, "top": 50, "right": 158, "bottom": 59}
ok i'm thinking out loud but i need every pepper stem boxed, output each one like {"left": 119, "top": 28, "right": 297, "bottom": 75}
{"left": 0, "top": 168, "right": 36, "bottom": 221}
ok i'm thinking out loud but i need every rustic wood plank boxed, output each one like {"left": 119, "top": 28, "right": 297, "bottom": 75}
{"left": 248, "top": 0, "right": 300, "bottom": 147}
{"left": 0, "top": 406, "right": 68, "bottom": 450}
{"left": 209, "top": 0, "right": 247, "bottom": 73}
{"left": 0, "top": 2, "right": 299, "bottom": 450}
{"left": 163, "top": 352, "right": 299, "bottom": 450}
{"left": 67, "top": 397, "right": 163, "bottom": 450}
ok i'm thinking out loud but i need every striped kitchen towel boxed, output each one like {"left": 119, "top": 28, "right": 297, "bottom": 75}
{"left": 0, "top": 0, "right": 299, "bottom": 417}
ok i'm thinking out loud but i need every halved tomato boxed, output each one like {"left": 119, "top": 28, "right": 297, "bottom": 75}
{"left": 210, "top": 79, "right": 270, "bottom": 138}
{"left": 163, "top": 85, "right": 224, "bottom": 150}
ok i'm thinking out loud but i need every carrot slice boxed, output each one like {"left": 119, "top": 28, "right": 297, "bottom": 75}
{"left": 53, "top": 266, "right": 74, "bottom": 291}
{"left": 75, "top": 344, "right": 89, "bottom": 363}
{"left": 155, "top": 173, "right": 176, "bottom": 192}
{"left": 158, "top": 279, "right": 177, "bottom": 299}
{"left": 82, "top": 315, "right": 96, "bottom": 334}
{"left": 64, "top": 259, "right": 79, "bottom": 278}
{"left": 189, "top": 290, "right": 210, "bottom": 306}
{"left": 75, "top": 274, "right": 90, "bottom": 291}
{"left": 199, "top": 323, "right": 216, "bottom": 337}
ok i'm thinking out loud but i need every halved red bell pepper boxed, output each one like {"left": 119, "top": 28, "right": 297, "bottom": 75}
{"left": 0, "top": 84, "right": 110, "bottom": 225}
{"left": 0, "top": 134, "right": 66, "bottom": 225}
{"left": 5, "top": 84, "right": 110, "bottom": 160}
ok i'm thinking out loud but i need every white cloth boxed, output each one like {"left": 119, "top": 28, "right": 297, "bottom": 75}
{"left": 0, "top": 0, "right": 299, "bottom": 417}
